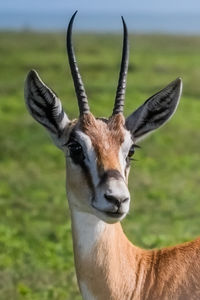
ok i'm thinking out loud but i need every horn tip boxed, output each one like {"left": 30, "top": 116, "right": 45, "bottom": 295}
{"left": 121, "top": 16, "right": 127, "bottom": 31}
{"left": 121, "top": 16, "right": 126, "bottom": 24}
{"left": 69, "top": 11, "right": 78, "bottom": 24}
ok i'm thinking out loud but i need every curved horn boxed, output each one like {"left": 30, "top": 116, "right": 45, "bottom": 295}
{"left": 66, "top": 11, "right": 90, "bottom": 115}
{"left": 112, "top": 16, "right": 129, "bottom": 115}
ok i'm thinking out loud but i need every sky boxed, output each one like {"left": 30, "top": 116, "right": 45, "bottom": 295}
{"left": 1, "top": 0, "right": 200, "bottom": 14}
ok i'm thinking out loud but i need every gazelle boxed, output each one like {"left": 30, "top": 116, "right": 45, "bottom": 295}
{"left": 24, "top": 11, "right": 200, "bottom": 300}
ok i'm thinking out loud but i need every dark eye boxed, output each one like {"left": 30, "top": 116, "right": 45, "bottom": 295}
{"left": 127, "top": 144, "right": 140, "bottom": 162}
{"left": 67, "top": 141, "right": 85, "bottom": 164}
{"left": 128, "top": 144, "right": 135, "bottom": 158}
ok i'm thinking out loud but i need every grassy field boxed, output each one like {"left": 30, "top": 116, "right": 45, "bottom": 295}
{"left": 0, "top": 31, "right": 200, "bottom": 299}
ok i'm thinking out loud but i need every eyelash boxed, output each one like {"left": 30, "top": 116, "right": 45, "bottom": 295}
{"left": 128, "top": 144, "right": 140, "bottom": 156}
{"left": 126, "top": 144, "right": 140, "bottom": 164}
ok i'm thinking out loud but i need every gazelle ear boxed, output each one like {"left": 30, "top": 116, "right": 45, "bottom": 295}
{"left": 24, "top": 70, "right": 70, "bottom": 149}
{"left": 125, "top": 78, "right": 182, "bottom": 142}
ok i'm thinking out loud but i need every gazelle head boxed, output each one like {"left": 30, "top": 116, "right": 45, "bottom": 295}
{"left": 24, "top": 12, "right": 182, "bottom": 224}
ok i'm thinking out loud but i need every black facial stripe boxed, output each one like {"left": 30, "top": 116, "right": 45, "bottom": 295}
{"left": 67, "top": 130, "right": 96, "bottom": 198}
{"left": 99, "top": 169, "right": 123, "bottom": 186}
{"left": 81, "top": 161, "right": 95, "bottom": 196}
{"left": 73, "top": 158, "right": 95, "bottom": 201}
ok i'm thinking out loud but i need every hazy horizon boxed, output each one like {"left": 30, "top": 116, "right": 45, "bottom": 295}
{"left": 1, "top": 0, "right": 200, "bottom": 14}
{"left": 1, "top": 11, "right": 200, "bottom": 35}
{"left": 1, "top": 1, "right": 200, "bottom": 34}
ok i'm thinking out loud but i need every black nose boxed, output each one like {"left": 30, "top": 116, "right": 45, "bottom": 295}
{"left": 104, "top": 194, "right": 129, "bottom": 208}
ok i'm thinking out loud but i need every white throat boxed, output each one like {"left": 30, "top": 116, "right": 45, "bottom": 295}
{"left": 70, "top": 208, "right": 106, "bottom": 300}
{"left": 70, "top": 208, "right": 106, "bottom": 258}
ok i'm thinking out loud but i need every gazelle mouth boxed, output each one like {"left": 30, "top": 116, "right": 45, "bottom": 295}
{"left": 91, "top": 203, "right": 125, "bottom": 219}
{"left": 105, "top": 211, "right": 125, "bottom": 218}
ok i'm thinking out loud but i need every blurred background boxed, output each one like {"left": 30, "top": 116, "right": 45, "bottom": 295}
{"left": 0, "top": 0, "right": 200, "bottom": 299}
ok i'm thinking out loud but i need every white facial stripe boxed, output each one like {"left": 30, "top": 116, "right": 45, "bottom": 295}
{"left": 75, "top": 130, "right": 99, "bottom": 186}
{"left": 121, "top": 130, "right": 133, "bottom": 155}
{"left": 119, "top": 130, "right": 133, "bottom": 176}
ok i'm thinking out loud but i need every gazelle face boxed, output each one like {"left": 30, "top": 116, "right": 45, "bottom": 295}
{"left": 24, "top": 13, "right": 182, "bottom": 225}
{"left": 65, "top": 113, "right": 133, "bottom": 223}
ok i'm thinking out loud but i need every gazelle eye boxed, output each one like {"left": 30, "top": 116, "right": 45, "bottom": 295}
{"left": 127, "top": 144, "right": 140, "bottom": 159}
{"left": 67, "top": 141, "right": 85, "bottom": 163}
{"left": 128, "top": 144, "right": 135, "bottom": 157}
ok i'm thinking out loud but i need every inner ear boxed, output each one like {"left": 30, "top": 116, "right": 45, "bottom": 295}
{"left": 125, "top": 78, "right": 182, "bottom": 142}
{"left": 25, "top": 70, "right": 70, "bottom": 148}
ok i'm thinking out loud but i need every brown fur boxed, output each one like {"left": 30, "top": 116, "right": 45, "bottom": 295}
{"left": 81, "top": 113, "right": 125, "bottom": 173}
{"left": 75, "top": 222, "right": 200, "bottom": 300}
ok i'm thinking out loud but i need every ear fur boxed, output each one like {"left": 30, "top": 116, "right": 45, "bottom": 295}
{"left": 125, "top": 78, "right": 182, "bottom": 142}
{"left": 24, "top": 70, "right": 70, "bottom": 148}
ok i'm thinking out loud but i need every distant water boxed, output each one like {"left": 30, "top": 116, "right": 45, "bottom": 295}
{"left": 1, "top": 12, "right": 200, "bottom": 34}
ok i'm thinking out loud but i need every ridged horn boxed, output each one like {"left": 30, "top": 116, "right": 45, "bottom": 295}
{"left": 112, "top": 16, "right": 129, "bottom": 115}
{"left": 66, "top": 11, "right": 90, "bottom": 115}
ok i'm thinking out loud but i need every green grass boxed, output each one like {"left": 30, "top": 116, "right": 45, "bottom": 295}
{"left": 0, "top": 31, "right": 200, "bottom": 299}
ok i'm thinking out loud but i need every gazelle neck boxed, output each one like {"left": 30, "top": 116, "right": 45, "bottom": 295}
{"left": 69, "top": 201, "right": 142, "bottom": 300}
{"left": 69, "top": 201, "right": 200, "bottom": 300}
{"left": 70, "top": 209, "right": 106, "bottom": 259}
